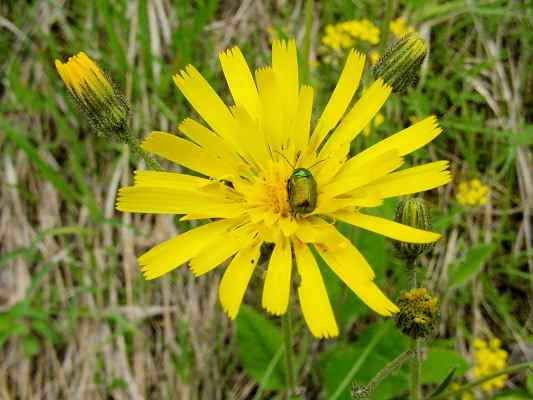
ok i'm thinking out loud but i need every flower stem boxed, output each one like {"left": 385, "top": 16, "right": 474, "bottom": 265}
{"left": 282, "top": 309, "right": 296, "bottom": 398}
{"left": 429, "top": 361, "right": 533, "bottom": 400}
{"left": 410, "top": 264, "right": 421, "bottom": 400}
{"left": 379, "top": 0, "right": 394, "bottom": 55}
{"left": 126, "top": 136, "right": 162, "bottom": 170}
{"left": 367, "top": 349, "right": 414, "bottom": 393}
{"left": 411, "top": 339, "right": 421, "bottom": 400}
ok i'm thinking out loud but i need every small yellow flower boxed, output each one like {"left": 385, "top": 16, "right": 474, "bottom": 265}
{"left": 390, "top": 17, "right": 415, "bottom": 39}
{"left": 339, "top": 19, "right": 380, "bottom": 45}
{"left": 55, "top": 52, "right": 128, "bottom": 134}
{"left": 117, "top": 40, "right": 451, "bottom": 338}
{"left": 322, "top": 24, "right": 354, "bottom": 50}
{"left": 363, "top": 112, "right": 384, "bottom": 136}
{"left": 471, "top": 338, "right": 509, "bottom": 393}
{"left": 457, "top": 179, "right": 490, "bottom": 206}
{"left": 370, "top": 50, "right": 380, "bottom": 65}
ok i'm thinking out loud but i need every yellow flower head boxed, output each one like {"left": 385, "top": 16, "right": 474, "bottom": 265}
{"left": 116, "top": 40, "right": 451, "bottom": 338}
{"left": 390, "top": 17, "right": 415, "bottom": 39}
{"left": 339, "top": 19, "right": 380, "bottom": 45}
{"left": 471, "top": 337, "right": 509, "bottom": 393}
{"left": 457, "top": 179, "right": 490, "bottom": 206}
{"left": 55, "top": 52, "right": 128, "bottom": 134}
{"left": 370, "top": 50, "right": 380, "bottom": 65}
{"left": 322, "top": 24, "right": 354, "bottom": 51}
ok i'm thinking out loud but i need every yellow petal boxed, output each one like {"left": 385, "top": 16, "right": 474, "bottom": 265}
{"left": 219, "top": 240, "right": 262, "bottom": 319}
{"left": 232, "top": 106, "right": 270, "bottom": 168}
{"left": 272, "top": 39, "right": 299, "bottom": 133}
{"left": 190, "top": 230, "right": 254, "bottom": 276}
{"left": 351, "top": 116, "right": 443, "bottom": 166}
{"left": 219, "top": 47, "right": 260, "bottom": 119}
{"left": 138, "top": 219, "right": 240, "bottom": 280}
{"left": 334, "top": 211, "right": 441, "bottom": 243}
{"left": 116, "top": 186, "right": 244, "bottom": 218}
{"left": 133, "top": 170, "right": 211, "bottom": 189}
{"left": 141, "top": 131, "right": 235, "bottom": 178}
{"left": 178, "top": 118, "right": 242, "bottom": 168}
{"left": 360, "top": 160, "right": 451, "bottom": 198}
{"left": 255, "top": 67, "right": 283, "bottom": 152}
{"left": 293, "top": 238, "right": 338, "bottom": 338}
{"left": 291, "top": 85, "right": 314, "bottom": 158}
{"left": 321, "top": 150, "right": 404, "bottom": 197}
{"left": 314, "top": 193, "right": 383, "bottom": 215}
{"left": 262, "top": 236, "right": 292, "bottom": 315}
{"left": 173, "top": 65, "right": 236, "bottom": 144}
{"left": 300, "top": 220, "right": 375, "bottom": 279}
{"left": 311, "top": 50, "right": 366, "bottom": 149}
{"left": 320, "top": 80, "right": 392, "bottom": 157}
{"left": 315, "top": 235, "right": 398, "bottom": 316}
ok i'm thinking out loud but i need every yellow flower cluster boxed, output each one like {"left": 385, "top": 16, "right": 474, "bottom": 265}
{"left": 457, "top": 179, "right": 489, "bottom": 206}
{"left": 322, "top": 19, "right": 380, "bottom": 50}
{"left": 472, "top": 338, "right": 509, "bottom": 393}
{"left": 390, "top": 17, "right": 415, "bottom": 39}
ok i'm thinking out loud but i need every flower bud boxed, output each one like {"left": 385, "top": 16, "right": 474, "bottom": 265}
{"left": 396, "top": 288, "right": 439, "bottom": 339}
{"left": 372, "top": 32, "right": 427, "bottom": 92}
{"left": 393, "top": 197, "right": 433, "bottom": 261}
{"left": 55, "top": 52, "right": 129, "bottom": 137}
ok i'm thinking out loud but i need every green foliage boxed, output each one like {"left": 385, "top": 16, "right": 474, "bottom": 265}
{"left": 421, "top": 349, "right": 469, "bottom": 384}
{"left": 319, "top": 321, "right": 409, "bottom": 400}
{"left": 448, "top": 244, "right": 495, "bottom": 288}
{"left": 236, "top": 305, "right": 286, "bottom": 390}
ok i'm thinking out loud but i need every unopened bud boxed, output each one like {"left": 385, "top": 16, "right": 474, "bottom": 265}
{"left": 55, "top": 52, "right": 129, "bottom": 138}
{"left": 373, "top": 32, "right": 427, "bottom": 92}
{"left": 393, "top": 197, "right": 433, "bottom": 261}
{"left": 396, "top": 288, "right": 439, "bottom": 339}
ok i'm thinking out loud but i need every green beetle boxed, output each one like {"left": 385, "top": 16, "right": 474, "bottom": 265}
{"left": 287, "top": 168, "right": 317, "bottom": 215}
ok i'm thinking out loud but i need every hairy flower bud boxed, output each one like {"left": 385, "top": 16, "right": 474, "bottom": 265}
{"left": 396, "top": 288, "right": 439, "bottom": 339}
{"left": 55, "top": 52, "right": 129, "bottom": 138}
{"left": 393, "top": 197, "right": 433, "bottom": 261}
{"left": 373, "top": 32, "right": 427, "bottom": 92}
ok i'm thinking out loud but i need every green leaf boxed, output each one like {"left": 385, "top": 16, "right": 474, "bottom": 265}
{"left": 22, "top": 335, "right": 40, "bottom": 357}
{"left": 421, "top": 349, "right": 469, "bottom": 384}
{"left": 527, "top": 374, "right": 533, "bottom": 394}
{"left": 320, "top": 321, "right": 410, "bottom": 400}
{"left": 429, "top": 367, "right": 456, "bottom": 398}
{"left": 236, "top": 305, "right": 285, "bottom": 390}
{"left": 493, "top": 389, "right": 533, "bottom": 400}
{"left": 448, "top": 244, "right": 495, "bottom": 288}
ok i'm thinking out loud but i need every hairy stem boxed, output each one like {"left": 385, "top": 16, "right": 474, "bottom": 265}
{"left": 367, "top": 349, "right": 414, "bottom": 393}
{"left": 379, "top": 0, "right": 394, "bottom": 55}
{"left": 282, "top": 310, "right": 296, "bottom": 398}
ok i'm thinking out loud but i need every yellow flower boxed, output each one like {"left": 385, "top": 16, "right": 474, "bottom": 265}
{"left": 370, "top": 50, "right": 380, "bottom": 65}
{"left": 55, "top": 52, "right": 128, "bottom": 134}
{"left": 339, "top": 19, "right": 380, "bottom": 45}
{"left": 322, "top": 24, "right": 354, "bottom": 50}
{"left": 363, "top": 112, "right": 384, "bottom": 136}
{"left": 116, "top": 40, "right": 451, "bottom": 338}
{"left": 457, "top": 179, "right": 490, "bottom": 206}
{"left": 471, "top": 338, "right": 509, "bottom": 393}
{"left": 390, "top": 17, "right": 415, "bottom": 39}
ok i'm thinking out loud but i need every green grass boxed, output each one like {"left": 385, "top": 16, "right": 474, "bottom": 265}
{"left": 1, "top": 0, "right": 532, "bottom": 399}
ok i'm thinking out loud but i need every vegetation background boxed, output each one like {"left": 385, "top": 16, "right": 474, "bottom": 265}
{"left": 0, "top": 0, "right": 531, "bottom": 399}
